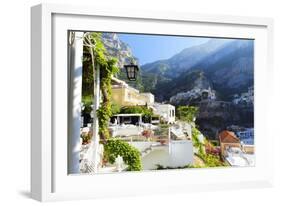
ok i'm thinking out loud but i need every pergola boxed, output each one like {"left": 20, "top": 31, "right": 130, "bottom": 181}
{"left": 113, "top": 113, "right": 142, "bottom": 125}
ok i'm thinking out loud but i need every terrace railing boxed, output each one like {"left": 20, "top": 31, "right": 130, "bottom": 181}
{"left": 114, "top": 125, "right": 171, "bottom": 146}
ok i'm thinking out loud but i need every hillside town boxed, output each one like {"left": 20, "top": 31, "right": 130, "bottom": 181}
{"left": 170, "top": 86, "right": 216, "bottom": 105}
{"left": 232, "top": 86, "right": 254, "bottom": 106}
{"left": 80, "top": 75, "right": 254, "bottom": 173}
{"left": 70, "top": 32, "right": 255, "bottom": 174}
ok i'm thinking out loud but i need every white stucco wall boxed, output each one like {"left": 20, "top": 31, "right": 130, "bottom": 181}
{"left": 154, "top": 104, "right": 176, "bottom": 124}
{"left": 142, "top": 140, "right": 193, "bottom": 170}
{"left": 142, "top": 147, "right": 170, "bottom": 170}
{"left": 129, "top": 142, "right": 154, "bottom": 152}
{"left": 169, "top": 140, "right": 194, "bottom": 167}
{"left": 140, "top": 93, "right": 155, "bottom": 105}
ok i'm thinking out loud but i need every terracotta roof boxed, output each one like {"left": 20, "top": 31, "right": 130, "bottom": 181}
{"left": 219, "top": 130, "right": 240, "bottom": 143}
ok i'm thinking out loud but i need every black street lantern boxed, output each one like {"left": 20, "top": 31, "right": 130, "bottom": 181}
{"left": 124, "top": 62, "right": 139, "bottom": 81}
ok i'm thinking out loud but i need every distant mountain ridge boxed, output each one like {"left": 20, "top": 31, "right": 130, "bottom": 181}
{"left": 100, "top": 33, "right": 254, "bottom": 103}
{"left": 100, "top": 33, "right": 254, "bottom": 138}
{"left": 141, "top": 39, "right": 232, "bottom": 78}
{"left": 141, "top": 39, "right": 254, "bottom": 102}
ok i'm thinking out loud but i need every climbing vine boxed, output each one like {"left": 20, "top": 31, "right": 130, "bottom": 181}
{"left": 104, "top": 139, "right": 142, "bottom": 171}
{"left": 83, "top": 32, "right": 119, "bottom": 141}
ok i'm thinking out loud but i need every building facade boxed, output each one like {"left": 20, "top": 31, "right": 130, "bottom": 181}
{"left": 111, "top": 77, "right": 154, "bottom": 106}
{"left": 236, "top": 128, "right": 254, "bottom": 154}
{"left": 153, "top": 103, "right": 176, "bottom": 124}
{"left": 219, "top": 130, "right": 241, "bottom": 157}
{"left": 111, "top": 77, "right": 176, "bottom": 124}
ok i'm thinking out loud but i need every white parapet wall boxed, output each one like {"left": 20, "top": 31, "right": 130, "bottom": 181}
{"left": 141, "top": 140, "right": 193, "bottom": 170}
{"left": 169, "top": 140, "right": 194, "bottom": 167}
{"left": 129, "top": 142, "right": 154, "bottom": 152}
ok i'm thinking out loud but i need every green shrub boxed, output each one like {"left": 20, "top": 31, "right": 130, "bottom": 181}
{"left": 210, "top": 140, "right": 219, "bottom": 146}
{"left": 120, "top": 106, "right": 153, "bottom": 121}
{"left": 192, "top": 127, "right": 205, "bottom": 155}
{"left": 176, "top": 106, "right": 198, "bottom": 122}
{"left": 104, "top": 139, "right": 142, "bottom": 171}
{"left": 111, "top": 102, "right": 121, "bottom": 115}
{"left": 197, "top": 153, "right": 227, "bottom": 167}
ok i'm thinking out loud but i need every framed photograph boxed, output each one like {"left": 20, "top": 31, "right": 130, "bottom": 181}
{"left": 31, "top": 3, "right": 274, "bottom": 201}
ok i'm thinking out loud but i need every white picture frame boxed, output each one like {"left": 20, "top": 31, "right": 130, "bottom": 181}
{"left": 31, "top": 3, "right": 274, "bottom": 202}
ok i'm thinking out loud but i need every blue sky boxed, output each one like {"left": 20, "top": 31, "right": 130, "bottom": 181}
{"left": 118, "top": 33, "right": 211, "bottom": 65}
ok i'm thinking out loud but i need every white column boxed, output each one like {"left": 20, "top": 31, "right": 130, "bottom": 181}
{"left": 68, "top": 32, "right": 84, "bottom": 174}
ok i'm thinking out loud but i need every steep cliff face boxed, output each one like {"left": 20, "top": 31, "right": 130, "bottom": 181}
{"left": 101, "top": 33, "right": 143, "bottom": 90}
{"left": 195, "top": 101, "right": 254, "bottom": 139}
{"left": 154, "top": 70, "right": 213, "bottom": 102}
{"left": 102, "top": 33, "right": 137, "bottom": 68}
{"left": 191, "top": 40, "right": 254, "bottom": 99}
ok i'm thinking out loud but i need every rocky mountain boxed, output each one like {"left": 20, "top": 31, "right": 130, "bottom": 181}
{"left": 142, "top": 39, "right": 231, "bottom": 79}
{"left": 195, "top": 101, "right": 253, "bottom": 139}
{"left": 140, "top": 38, "right": 254, "bottom": 138}
{"left": 100, "top": 33, "right": 254, "bottom": 139}
{"left": 101, "top": 33, "right": 144, "bottom": 90}
{"left": 152, "top": 70, "right": 213, "bottom": 102}
{"left": 101, "top": 33, "right": 254, "bottom": 103}
{"left": 190, "top": 40, "right": 254, "bottom": 93}
{"left": 102, "top": 33, "right": 138, "bottom": 67}
{"left": 142, "top": 39, "right": 254, "bottom": 102}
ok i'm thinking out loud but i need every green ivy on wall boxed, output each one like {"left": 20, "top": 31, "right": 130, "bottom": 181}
{"left": 83, "top": 32, "right": 119, "bottom": 141}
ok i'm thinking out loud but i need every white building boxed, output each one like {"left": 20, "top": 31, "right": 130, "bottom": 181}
{"left": 201, "top": 87, "right": 216, "bottom": 100}
{"left": 225, "top": 146, "right": 255, "bottom": 167}
{"left": 153, "top": 103, "right": 176, "bottom": 124}
{"left": 236, "top": 128, "right": 254, "bottom": 154}
{"left": 140, "top": 93, "right": 155, "bottom": 105}
{"left": 170, "top": 87, "right": 216, "bottom": 105}
{"left": 232, "top": 87, "right": 254, "bottom": 105}
{"left": 120, "top": 121, "right": 194, "bottom": 170}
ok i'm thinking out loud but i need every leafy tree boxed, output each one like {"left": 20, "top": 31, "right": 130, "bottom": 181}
{"left": 176, "top": 106, "right": 198, "bottom": 122}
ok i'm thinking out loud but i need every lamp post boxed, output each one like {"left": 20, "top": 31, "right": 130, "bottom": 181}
{"left": 124, "top": 60, "right": 139, "bottom": 81}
